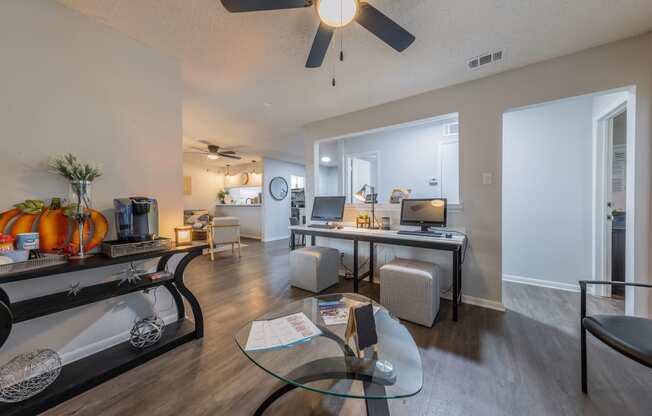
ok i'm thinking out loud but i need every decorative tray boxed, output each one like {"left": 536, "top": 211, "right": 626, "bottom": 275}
{"left": 0, "top": 254, "right": 68, "bottom": 277}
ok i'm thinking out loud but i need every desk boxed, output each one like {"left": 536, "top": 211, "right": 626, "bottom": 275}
{"left": 289, "top": 226, "right": 466, "bottom": 321}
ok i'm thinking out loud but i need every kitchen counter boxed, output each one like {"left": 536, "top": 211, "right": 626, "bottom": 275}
{"left": 215, "top": 204, "right": 262, "bottom": 239}
{"left": 216, "top": 204, "right": 262, "bottom": 207}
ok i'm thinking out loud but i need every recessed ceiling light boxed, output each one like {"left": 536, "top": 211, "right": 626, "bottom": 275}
{"left": 263, "top": 102, "right": 272, "bottom": 107}
{"left": 321, "top": 156, "right": 332, "bottom": 163}
{"left": 207, "top": 154, "right": 219, "bottom": 160}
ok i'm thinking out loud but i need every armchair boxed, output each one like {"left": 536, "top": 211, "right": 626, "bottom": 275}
{"left": 579, "top": 280, "right": 652, "bottom": 393}
{"left": 207, "top": 217, "right": 241, "bottom": 261}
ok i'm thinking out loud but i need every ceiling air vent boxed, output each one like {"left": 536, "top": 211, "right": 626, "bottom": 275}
{"left": 467, "top": 49, "right": 504, "bottom": 70}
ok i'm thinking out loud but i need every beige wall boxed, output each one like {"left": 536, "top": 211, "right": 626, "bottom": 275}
{"left": 0, "top": 0, "right": 183, "bottom": 239}
{"left": 183, "top": 158, "right": 224, "bottom": 212}
{"left": 304, "top": 33, "right": 652, "bottom": 315}
{"left": 0, "top": 0, "right": 183, "bottom": 364}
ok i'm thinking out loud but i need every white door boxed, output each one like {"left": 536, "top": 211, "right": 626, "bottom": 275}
{"left": 439, "top": 141, "right": 460, "bottom": 204}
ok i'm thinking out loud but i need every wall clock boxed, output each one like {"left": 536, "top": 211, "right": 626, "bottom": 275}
{"left": 269, "top": 176, "right": 289, "bottom": 201}
{"left": 240, "top": 172, "right": 249, "bottom": 185}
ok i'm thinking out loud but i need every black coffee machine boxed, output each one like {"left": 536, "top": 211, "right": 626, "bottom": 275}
{"left": 114, "top": 197, "right": 159, "bottom": 242}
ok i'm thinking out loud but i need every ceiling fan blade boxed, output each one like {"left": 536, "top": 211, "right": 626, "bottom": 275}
{"left": 220, "top": 153, "right": 242, "bottom": 160}
{"left": 306, "top": 23, "right": 335, "bottom": 68}
{"left": 218, "top": 150, "right": 237, "bottom": 154}
{"left": 356, "top": 3, "right": 415, "bottom": 52}
{"left": 220, "top": 0, "right": 312, "bottom": 13}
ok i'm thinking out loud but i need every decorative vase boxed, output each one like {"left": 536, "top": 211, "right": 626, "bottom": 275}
{"left": 68, "top": 180, "right": 92, "bottom": 258}
{"left": 68, "top": 180, "right": 92, "bottom": 209}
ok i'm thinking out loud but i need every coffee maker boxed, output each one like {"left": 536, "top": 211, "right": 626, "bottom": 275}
{"left": 114, "top": 197, "right": 159, "bottom": 242}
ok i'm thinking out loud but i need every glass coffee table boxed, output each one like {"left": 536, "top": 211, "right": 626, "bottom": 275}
{"left": 235, "top": 293, "right": 423, "bottom": 416}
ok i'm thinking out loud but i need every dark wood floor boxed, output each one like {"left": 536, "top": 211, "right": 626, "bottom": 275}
{"left": 46, "top": 239, "right": 652, "bottom": 416}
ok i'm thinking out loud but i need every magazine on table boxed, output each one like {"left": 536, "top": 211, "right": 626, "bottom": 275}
{"left": 318, "top": 299, "right": 380, "bottom": 326}
{"left": 245, "top": 312, "right": 322, "bottom": 351}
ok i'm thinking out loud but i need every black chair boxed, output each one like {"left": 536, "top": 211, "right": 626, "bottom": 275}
{"left": 579, "top": 280, "right": 652, "bottom": 393}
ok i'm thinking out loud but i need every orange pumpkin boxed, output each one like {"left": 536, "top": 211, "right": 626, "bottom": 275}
{"left": 3, "top": 200, "right": 109, "bottom": 255}
{"left": 0, "top": 208, "right": 20, "bottom": 233}
{"left": 10, "top": 214, "right": 38, "bottom": 237}
{"left": 84, "top": 209, "right": 108, "bottom": 252}
{"left": 38, "top": 208, "right": 70, "bottom": 252}
{"left": 67, "top": 209, "right": 108, "bottom": 255}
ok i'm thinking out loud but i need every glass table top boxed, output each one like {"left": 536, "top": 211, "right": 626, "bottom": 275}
{"left": 235, "top": 293, "right": 423, "bottom": 400}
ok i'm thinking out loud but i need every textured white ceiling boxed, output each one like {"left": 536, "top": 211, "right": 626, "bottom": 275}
{"left": 58, "top": 0, "right": 652, "bottom": 163}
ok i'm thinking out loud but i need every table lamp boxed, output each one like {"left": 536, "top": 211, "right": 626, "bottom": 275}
{"left": 174, "top": 226, "right": 193, "bottom": 246}
{"left": 354, "top": 184, "right": 378, "bottom": 229}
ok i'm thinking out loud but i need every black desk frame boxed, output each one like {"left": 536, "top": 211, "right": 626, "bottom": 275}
{"left": 290, "top": 229, "right": 464, "bottom": 321}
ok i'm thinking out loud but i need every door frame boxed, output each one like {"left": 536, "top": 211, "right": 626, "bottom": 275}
{"left": 343, "top": 150, "right": 381, "bottom": 204}
{"left": 594, "top": 103, "right": 626, "bottom": 298}
{"left": 592, "top": 96, "right": 635, "bottom": 315}
{"left": 438, "top": 139, "right": 460, "bottom": 203}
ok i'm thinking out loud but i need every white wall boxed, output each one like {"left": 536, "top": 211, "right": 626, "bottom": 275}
{"left": 318, "top": 118, "right": 458, "bottom": 203}
{"left": 183, "top": 159, "right": 224, "bottom": 212}
{"left": 502, "top": 96, "right": 594, "bottom": 290}
{"left": 318, "top": 166, "right": 339, "bottom": 195}
{"left": 0, "top": 0, "right": 183, "bottom": 364}
{"left": 262, "top": 158, "right": 305, "bottom": 241}
{"left": 304, "top": 33, "right": 652, "bottom": 315}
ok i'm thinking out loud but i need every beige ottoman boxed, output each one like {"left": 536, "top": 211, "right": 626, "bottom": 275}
{"left": 290, "top": 246, "right": 339, "bottom": 293}
{"left": 380, "top": 258, "right": 440, "bottom": 327}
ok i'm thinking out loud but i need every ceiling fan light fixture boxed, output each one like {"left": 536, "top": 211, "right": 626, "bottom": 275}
{"left": 317, "top": 0, "right": 357, "bottom": 28}
{"left": 207, "top": 154, "right": 219, "bottom": 160}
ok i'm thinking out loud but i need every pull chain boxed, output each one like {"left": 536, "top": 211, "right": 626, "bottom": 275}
{"left": 332, "top": 0, "right": 345, "bottom": 87}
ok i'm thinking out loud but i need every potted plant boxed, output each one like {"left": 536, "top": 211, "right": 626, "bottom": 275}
{"left": 49, "top": 153, "right": 102, "bottom": 258}
{"left": 217, "top": 189, "right": 229, "bottom": 204}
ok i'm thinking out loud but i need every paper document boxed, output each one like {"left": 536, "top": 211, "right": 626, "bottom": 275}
{"left": 319, "top": 299, "right": 380, "bottom": 326}
{"left": 245, "top": 312, "right": 322, "bottom": 351}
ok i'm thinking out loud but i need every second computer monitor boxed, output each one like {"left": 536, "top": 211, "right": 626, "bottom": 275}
{"left": 311, "top": 196, "right": 346, "bottom": 223}
{"left": 400, "top": 198, "right": 447, "bottom": 230}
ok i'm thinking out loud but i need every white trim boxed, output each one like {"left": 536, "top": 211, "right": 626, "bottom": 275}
{"left": 502, "top": 274, "right": 580, "bottom": 293}
{"left": 59, "top": 312, "right": 179, "bottom": 365}
{"left": 440, "top": 293, "right": 506, "bottom": 312}
{"left": 263, "top": 235, "right": 290, "bottom": 242}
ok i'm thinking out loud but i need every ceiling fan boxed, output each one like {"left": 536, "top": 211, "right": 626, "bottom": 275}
{"left": 220, "top": 0, "right": 415, "bottom": 68}
{"left": 185, "top": 140, "right": 242, "bottom": 160}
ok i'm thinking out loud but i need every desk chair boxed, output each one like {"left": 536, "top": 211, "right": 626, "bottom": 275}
{"left": 580, "top": 280, "right": 652, "bottom": 393}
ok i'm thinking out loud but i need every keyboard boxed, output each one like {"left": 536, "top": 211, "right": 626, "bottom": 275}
{"left": 397, "top": 230, "right": 446, "bottom": 238}
{"left": 308, "top": 224, "right": 336, "bottom": 229}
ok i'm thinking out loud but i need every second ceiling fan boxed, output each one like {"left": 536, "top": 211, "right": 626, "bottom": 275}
{"left": 220, "top": 0, "right": 415, "bottom": 68}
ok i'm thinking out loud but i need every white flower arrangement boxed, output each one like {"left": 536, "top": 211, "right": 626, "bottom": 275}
{"left": 49, "top": 153, "right": 102, "bottom": 182}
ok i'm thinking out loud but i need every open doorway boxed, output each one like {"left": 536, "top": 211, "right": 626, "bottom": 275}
{"left": 604, "top": 109, "right": 627, "bottom": 298}
{"left": 502, "top": 88, "right": 636, "bottom": 314}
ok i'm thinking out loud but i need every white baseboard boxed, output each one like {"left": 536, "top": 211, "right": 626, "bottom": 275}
{"left": 263, "top": 235, "right": 290, "bottom": 242}
{"left": 440, "top": 293, "right": 506, "bottom": 312}
{"left": 503, "top": 274, "right": 580, "bottom": 293}
{"left": 59, "top": 312, "right": 179, "bottom": 365}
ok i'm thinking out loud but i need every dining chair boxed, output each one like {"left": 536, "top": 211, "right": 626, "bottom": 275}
{"left": 579, "top": 280, "right": 652, "bottom": 393}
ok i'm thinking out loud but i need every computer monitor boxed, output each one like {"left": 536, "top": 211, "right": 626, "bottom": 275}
{"left": 400, "top": 198, "right": 447, "bottom": 231}
{"left": 311, "top": 196, "right": 346, "bottom": 223}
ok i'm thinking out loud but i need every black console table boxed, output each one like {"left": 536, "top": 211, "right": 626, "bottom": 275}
{"left": 0, "top": 242, "right": 208, "bottom": 416}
